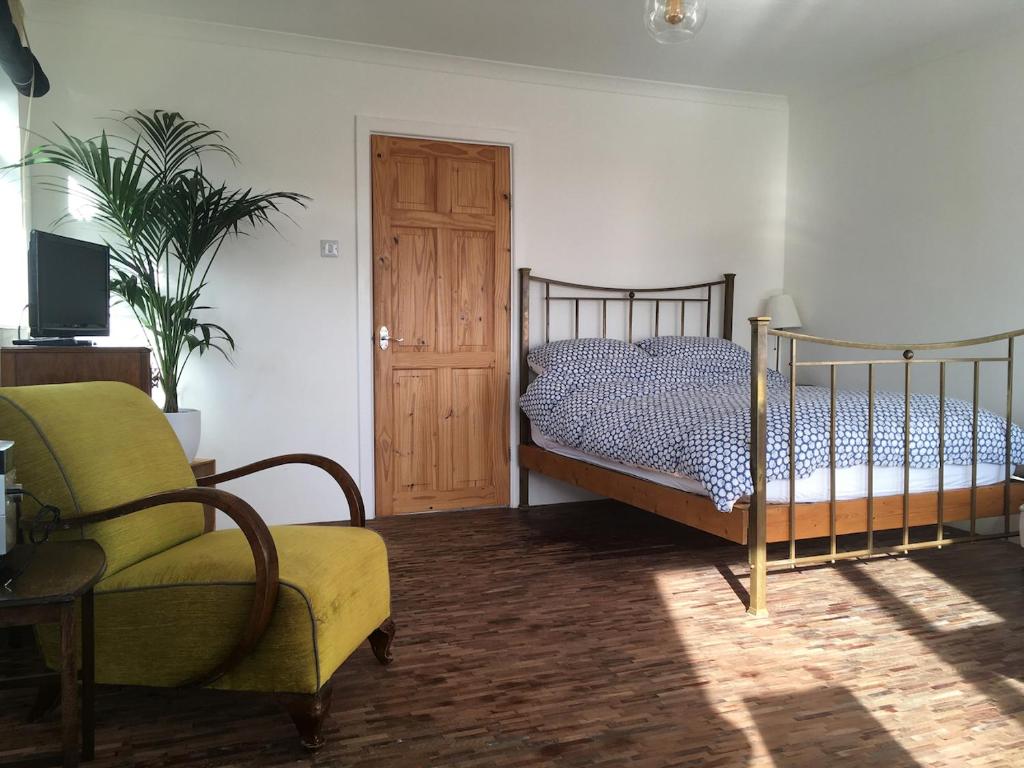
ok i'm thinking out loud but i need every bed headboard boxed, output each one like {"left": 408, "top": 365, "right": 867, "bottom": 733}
{"left": 517, "top": 269, "right": 736, "bottom": 402}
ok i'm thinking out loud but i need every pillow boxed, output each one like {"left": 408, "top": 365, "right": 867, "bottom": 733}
{"left": 635, "top": 335, "right": 751, "bottom": 370}
{"left": 527, "top": 338, "right": 645, "bottom": 375}
{"left": 640, "top": 343, "right": 790, "bottom": 390}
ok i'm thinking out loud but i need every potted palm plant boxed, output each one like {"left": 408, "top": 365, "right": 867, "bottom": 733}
{"left": 17, "top": 110, "right": 307, "bottom": 459}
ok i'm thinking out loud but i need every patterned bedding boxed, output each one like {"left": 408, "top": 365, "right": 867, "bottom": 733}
{"left": 519, "top": 337, "right": 1024, "bottom": 512}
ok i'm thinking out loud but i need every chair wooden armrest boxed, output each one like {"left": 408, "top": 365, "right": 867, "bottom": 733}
{"left": 59, "top": 486, "right": 280, "bottom": 688}
{"left": 196, "top": 453, "right": 367, "bottom": 527}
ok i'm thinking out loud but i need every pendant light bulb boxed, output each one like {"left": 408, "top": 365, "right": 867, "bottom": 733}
{"left": 665, "top": 0, "right": 685, "bottom": 26}
{"left": 645, "top": 0, "right": 708, "bottom": 44}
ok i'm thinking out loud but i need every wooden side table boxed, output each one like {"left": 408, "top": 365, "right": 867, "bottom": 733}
{"left": 190, "top": 458, "right": 217, "bottom": 532}
{"left": 0, "top": 541, "right": 106, "bottom": 767}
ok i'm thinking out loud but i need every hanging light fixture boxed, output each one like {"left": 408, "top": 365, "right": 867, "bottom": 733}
{"left": 645, "top": 0, "right": 708, "bottom": 44}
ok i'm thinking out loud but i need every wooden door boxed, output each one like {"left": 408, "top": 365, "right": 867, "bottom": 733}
{"left": 372, "top": 135, "right": 511, "bottom": 516}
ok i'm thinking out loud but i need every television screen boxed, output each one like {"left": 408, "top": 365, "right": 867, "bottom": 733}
{"left": 28, "top": 231, "right": 110, "bottom": 338}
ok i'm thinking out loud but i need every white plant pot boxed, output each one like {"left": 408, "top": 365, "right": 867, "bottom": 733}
{"left": 165, "top": 408, "right": 201, "bottom": 461}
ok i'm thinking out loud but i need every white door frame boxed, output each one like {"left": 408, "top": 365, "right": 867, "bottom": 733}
{"left": 354, "top": 115, "right": 525, "bottom": 518}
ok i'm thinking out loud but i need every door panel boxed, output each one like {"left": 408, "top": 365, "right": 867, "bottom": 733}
{"left": 392, "top": 228, "right": 437, "bottom": 351}
{"left": 372, "top": 135, "right": 511, "bottom": 515}
{"left": 392, "top": 155, "right": 435, "bottom": 211}
{"left": 451, "top": 368, "right": 494, "bottom": 491}
{"left": 393, "top": 369, "right": 438, "bottom": 495}
{"left": 450, "top": 160, "right": 495, "bottom": 214}
{"left": 452, "top": 230, "right": 495, "bottom": 351}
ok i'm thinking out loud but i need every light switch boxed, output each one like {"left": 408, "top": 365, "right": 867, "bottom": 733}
{"left": 320, "top": 240, "right": 340, "bottom": 258}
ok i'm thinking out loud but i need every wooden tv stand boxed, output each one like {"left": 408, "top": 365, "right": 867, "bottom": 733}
{"left": 0, "top": 346, "right": 152, "bottom": 394}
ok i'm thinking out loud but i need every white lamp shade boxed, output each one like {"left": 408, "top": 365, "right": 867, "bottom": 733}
{"left": 766, "top": 294, "right": 802, "bottom": 329}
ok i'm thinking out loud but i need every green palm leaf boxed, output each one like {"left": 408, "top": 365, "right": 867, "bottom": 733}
{"left": 10, "top": 110, "right": 308, "bottom": 412}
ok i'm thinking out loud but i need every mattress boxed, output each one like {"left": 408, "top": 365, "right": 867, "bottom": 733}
{"left": 520, "top": 339, "right": 1024, "bottom": 511}
{"left": 531, "top": 425, "right": 1007, "bottom": 506}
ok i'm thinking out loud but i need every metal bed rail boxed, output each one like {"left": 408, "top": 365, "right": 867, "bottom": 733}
{"left": 517, "top": 268, "right": 735, "bottom": 506}
{"left": 747, "top": 319, "right": 1024, "bottom": 616}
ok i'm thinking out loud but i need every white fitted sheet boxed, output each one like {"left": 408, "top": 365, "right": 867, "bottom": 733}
{"left": 530, "top": 425, "right": 1006, "bottom": 506}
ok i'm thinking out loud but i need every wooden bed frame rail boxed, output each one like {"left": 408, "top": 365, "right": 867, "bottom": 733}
{"left": 516, "top": 268, "right": 1024, "bottom": 616}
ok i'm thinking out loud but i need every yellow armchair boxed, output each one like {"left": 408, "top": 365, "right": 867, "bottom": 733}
{"left": 0, "top": 381, "right": 394, "bottom": 749}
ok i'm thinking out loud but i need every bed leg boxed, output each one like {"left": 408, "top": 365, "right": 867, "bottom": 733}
{"left": 748, "top": 508, "right": 768, "bottom": 617}
{"left": 748, "top": 316, "right": 770, "bottom": 617}
{"left": 519, "top": 465, "right": 530, "bottom": 508}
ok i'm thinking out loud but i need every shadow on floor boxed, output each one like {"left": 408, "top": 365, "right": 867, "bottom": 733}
{"left": 3, "top": 504, "right": 1020, "bottom": 766}
{"left": 746, "top": 684, "right": 921, "bottom": 768}
{"left": 839, "top": 548, "right": 1024, "bottom": 722}
{"left": 1, "top": 501, "right": 755, "bottom": 767}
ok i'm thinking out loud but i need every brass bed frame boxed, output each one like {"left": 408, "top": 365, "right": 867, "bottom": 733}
{"left": 516, "top": 268, "right": 1024, "bottom": 615}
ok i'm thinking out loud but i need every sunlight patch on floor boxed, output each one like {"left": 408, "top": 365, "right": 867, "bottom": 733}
{"left": 849, "top": 555, "right": 1008, "bottom": 628}
{"left": 652, "top": 556, "right": 1024, "bottom": 767}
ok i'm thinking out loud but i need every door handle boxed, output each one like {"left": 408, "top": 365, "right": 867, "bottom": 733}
{"left": 378, "top": 325, "right": 404, "bottom": 350}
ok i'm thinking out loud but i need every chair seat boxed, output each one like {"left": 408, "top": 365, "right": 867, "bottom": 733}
{"left": 78, "top": 524, "right": 389, "bottom": 694}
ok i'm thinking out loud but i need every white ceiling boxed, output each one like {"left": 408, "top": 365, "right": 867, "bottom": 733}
{"left": 51, "top": 0, "right": 1024, "bottom": 95}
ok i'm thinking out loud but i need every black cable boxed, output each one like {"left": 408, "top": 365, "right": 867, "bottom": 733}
{"left": 16, "top": 303, "right": 29, "bottom": 341}
{"left": 6, "top": 488, "right": 61, "bottom": 544}
{"left": 1, "top": 488, "right": 62, "bottom": 589}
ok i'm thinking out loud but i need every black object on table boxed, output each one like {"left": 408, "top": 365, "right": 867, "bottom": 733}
{"left": 0, "top": 541, "right": 106, "bottom": 767}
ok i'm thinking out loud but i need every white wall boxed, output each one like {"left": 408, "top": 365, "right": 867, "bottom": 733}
{"left": 785, "top": 29, "right": 1024, "bottom": 533}
{"left": 785, "top": 29, "right": 1024, "bottom": 412}
{"left": 15, "top": 4, "right": 789, "bottom": 522}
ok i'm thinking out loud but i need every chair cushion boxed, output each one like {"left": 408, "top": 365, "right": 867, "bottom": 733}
{"left": 40, "top": 524, "right": 390, "bottom": 694}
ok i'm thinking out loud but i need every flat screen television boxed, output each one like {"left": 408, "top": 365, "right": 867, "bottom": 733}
{"left": 28, "top": 230, "right": 110, "bottom": 338}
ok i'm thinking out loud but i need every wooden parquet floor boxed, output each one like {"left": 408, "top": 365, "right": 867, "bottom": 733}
{"left": 2, "top": 501, "right": 1023, "bottom": 767}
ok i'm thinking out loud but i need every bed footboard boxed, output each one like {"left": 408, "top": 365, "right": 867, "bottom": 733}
{"left": 748, "top": 318, "right": 1024, "bottom": 616}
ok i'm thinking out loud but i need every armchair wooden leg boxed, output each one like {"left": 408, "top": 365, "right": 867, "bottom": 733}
{"left": 368, "top": 618, "right": 396, "bottom": 666}
{"left": 279, "top": 685, "right": 333, "bottom": 750}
